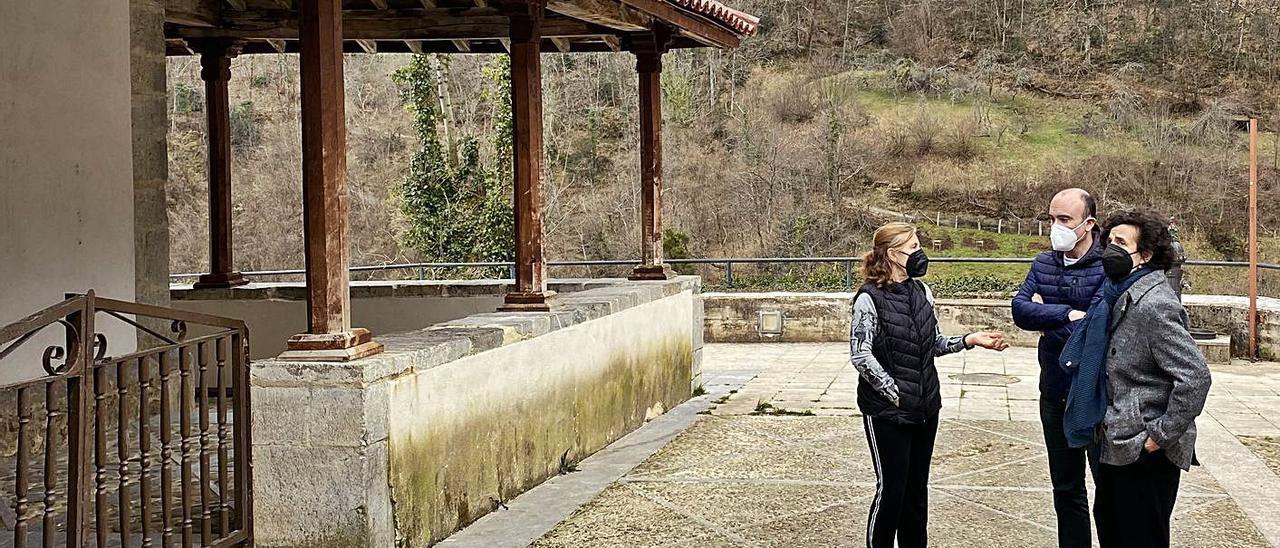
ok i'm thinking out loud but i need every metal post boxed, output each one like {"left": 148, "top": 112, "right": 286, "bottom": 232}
{"left": 1249, "top": 118, "right": 1259, "bottom": 359}
{"left": 725, "top": 262, "right": 734, "bottom": 288}
{"left": 844, "top": 260, "right": 853, "bottom": 291}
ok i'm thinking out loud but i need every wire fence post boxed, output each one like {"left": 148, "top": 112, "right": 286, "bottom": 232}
{"left": 508, "top": 265, "right": 517, "bottom": 280}
{"left": 844, "top": 260, "right": 853, "bottom": 291}
{"left": 725, "top": 262, "right": 735, "bottom": 288}
{"left": 418, "top": 266, "right": 426, "bottom": 280}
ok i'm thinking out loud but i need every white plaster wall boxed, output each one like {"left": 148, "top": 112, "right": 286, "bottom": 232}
{"left": 0, "top": 1, "right": 136, "bottom": 383}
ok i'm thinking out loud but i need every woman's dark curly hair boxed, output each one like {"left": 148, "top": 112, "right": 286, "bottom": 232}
{"left": 1101, "top": 210, "right": 1177, "bottom": 271}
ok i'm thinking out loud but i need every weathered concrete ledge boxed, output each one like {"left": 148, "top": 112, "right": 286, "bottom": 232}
{"left": 170, "top": 278, "right": 626, "bottom": 301}
{"left": 171, "top": 279, "right": 657, "bottom": 358}
{"left": 249, "top": 277, "right": 703, "bottom": 547}
{"left": 704, "top": 291, "right": 1280, "bottom": 359}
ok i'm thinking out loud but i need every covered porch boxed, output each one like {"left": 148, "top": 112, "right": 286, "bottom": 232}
{"left": 157, "top": 0, "right": 759, "bottom": 545}
{"left": 163, "top": 0, "right": 758, "bottom": 361}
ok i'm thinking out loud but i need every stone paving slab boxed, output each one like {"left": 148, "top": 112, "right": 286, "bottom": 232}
{"left": 534, "top": 415, "right": 1264, "bottom": 547}
{"left": 449, "top": 344, "right": 1280, "bottom": 548}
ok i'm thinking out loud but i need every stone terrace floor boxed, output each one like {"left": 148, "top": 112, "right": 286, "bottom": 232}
{"left": 442, "top": 344, "right": 1280, "bottom": 547}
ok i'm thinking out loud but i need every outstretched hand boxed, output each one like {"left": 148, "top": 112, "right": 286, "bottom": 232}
{"left": 966, "top": 332, "right": 1010, "bottom": 351}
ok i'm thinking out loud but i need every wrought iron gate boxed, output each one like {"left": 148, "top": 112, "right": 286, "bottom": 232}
{"left": 0, "top": 291, "right": 252, "bottom": 547}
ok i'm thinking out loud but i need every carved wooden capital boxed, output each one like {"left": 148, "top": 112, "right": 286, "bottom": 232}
{"left": 197, "top": 39, "right": 244, "bottom": 82}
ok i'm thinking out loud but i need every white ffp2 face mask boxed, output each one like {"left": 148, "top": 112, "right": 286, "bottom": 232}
{"left": 1050, "top": 219, "right": 1091, "bottom": 252}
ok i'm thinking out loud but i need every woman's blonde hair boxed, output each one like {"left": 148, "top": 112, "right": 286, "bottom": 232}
{"left": 863, "top": 222, "right": 918, "bottom": 287}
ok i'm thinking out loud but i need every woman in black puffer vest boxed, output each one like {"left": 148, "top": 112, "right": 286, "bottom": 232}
{"left": 851, "top": 222, "right": 1009, "bottom": 548}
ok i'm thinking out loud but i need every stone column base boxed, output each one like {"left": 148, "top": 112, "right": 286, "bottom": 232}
{"left": 193, "top": 271, "right": 249, "bottom": 289}
{"left": 280, "top": 327, "right": 384, "bottom": 361}
{"left": 499, "top": 290, "right": 558, "bottom": 312}
{"left": 629, "top": 264, "right": 676, "bottom": 281}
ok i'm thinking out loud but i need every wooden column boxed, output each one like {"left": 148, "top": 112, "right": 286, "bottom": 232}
{"left": 194, "top": 40, "right": 248, "bottom": 290}
{"left": 499, "top": 0, "right": 555, "bottom": 311}
{"left": 629, "top": 27, "right": 676, "bottom": 281}
{"left": 281, "top": 0, "right": 383, "bottom": 360}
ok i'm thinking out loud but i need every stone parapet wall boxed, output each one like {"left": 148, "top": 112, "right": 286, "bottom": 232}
{"left": 249, "top": 277, "right": 702, "bottom": 547}
{"left": 704, "top": 292, "right": 1280, "bottom": 360}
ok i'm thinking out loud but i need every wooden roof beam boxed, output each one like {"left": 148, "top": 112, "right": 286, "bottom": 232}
{"left": 452, "top": 39, "right": 472, "bottom": 52}
{"left": 618, "top": 0, "right": 738, "bottom": 48}
{"left": 266, "top": 39, "right": 287, "bottom": 52}
{"left": 547, "top": 0, "right": 650, "bottom": 32}
{"left": 405, "top": 40, "right": 424, "bottom": 53}
{"left": 550, "top": 37, "right": 572, "bottom": 52}
{"left": 356, "top": 39, "right": 378, "bottom": 53}
{"left": 225, "top": 0, "right": 246, "bottom": 9}
{"left": 167, "top": 0, "right": 221, "bottom": 26}
{"left": 418, "top": 0, "right": 438, "bottom": 7}
{"left": 601, "top": 35, "right": 621, "bottom": 51}
{"left": 177, "top": 10, "right": 611, "bottom": 41}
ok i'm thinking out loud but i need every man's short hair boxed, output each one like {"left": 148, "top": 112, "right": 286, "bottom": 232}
{"left": 1082, "top": 192, "right": 1097, "bottom": 219}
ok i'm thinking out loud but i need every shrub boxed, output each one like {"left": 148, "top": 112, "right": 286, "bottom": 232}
{"left": 229, "top": 101, "right": 259, "bottom": 149}
{"left": 929, "top": 274, "right": 1021, "bottom": 297}
{"left": 173, "top": 83, "right": 202, "bottom": 114}
{"left": 941, "top": 120, "right": 980, "bottom": 161}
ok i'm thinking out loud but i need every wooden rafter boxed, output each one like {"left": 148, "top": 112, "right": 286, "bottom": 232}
{"left": 550, "top": 37, "right": 572, "bottom": 52}
{"left": 547, "top": 0, "right": 650, "bottom": 32}
{"left": 499, "top": 38, "right": 511, "bottom": 52}
{"left": 452, "top": 39, "right": 472, "bottom": 52}
{"left": 225, "top": 0, "right": 246, "bottom": 10}
{"left": 266, "top": 39, "right": 287, "bottom": 52}
{"left": 600, "top": 35, "right": 621, "bottom": 51}
{"left": 355, "top": 39, "right": 378, "bottom": 53}
{"left": 405, "top": 40, "right": 424, "bottom": 53}
{"left": 370, "top": 0, "right": 389, "bottom": 8}
{"left": 418, "top": 0, "right": 438, "bottom": 7}
{"left": 167, "top": 0, "right": 222, "bottom": 27}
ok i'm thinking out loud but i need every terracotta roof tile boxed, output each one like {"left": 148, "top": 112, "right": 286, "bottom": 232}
{"left": 666, "top": 0, "right": 760, "bottom": 37}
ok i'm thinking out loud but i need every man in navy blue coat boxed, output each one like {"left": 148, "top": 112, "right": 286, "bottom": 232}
{"left": 1012, "top": 188, "right": 1106, "bottom": 548}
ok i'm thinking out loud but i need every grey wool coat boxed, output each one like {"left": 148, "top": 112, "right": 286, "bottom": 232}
{"left": 1100, "top": 271, "right": 1212, "bottom": 470}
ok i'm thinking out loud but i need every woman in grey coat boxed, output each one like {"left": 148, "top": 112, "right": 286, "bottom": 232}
{"left": 1067, "top": 210, "right": 1212, "bottom": 548}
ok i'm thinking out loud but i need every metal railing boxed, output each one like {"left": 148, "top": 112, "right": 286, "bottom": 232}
{"left": 172, "top": 257, "right": 1280, "bottom": 291}
{"left": 0, "top": 291, "right": 253, "bottom": 547}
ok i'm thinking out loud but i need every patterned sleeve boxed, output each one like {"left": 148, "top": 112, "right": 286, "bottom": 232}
{"left": 923, "top": 283, "right": 970, "bottom": 356}
{"left": 850, "top": 293, "right": 900, "bottom": 406}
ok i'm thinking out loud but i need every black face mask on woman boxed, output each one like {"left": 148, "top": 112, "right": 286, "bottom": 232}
{"left": 901, "top": 249, "right": 930, "bottom": 278}
{"left": 1101, "top": 243, "right": 1140, "bottom": 281}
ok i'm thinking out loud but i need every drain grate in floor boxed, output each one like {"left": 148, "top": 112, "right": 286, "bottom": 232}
{"left": 950, "top": 372, "right": 1021, "bottom": 386}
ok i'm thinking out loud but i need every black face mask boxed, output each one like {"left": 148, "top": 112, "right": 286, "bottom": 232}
{"left": 1102, "top": 243, "right": 1139, "bottom": 281}
{"left": 901, "top": 249, "right": 929, "bottom": 278}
